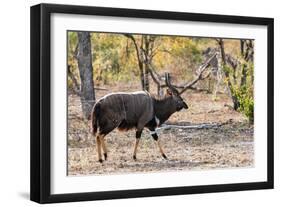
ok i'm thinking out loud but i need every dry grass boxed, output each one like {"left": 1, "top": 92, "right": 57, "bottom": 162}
{"left": 67, "top": 82, "right": 253, "bottom": 176}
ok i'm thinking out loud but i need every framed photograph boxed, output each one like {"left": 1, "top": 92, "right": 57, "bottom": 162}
{"left": 30, "top": 3, "right": 274, "bottom": 203}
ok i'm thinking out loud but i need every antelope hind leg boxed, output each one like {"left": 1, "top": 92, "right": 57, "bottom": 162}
{"left": 95, "top": 134, "right": 103, "bottom": 163}
{"left": 133, "top": 138, "right": 140, "bottom": 160}
{"left": 133, "top": 130, "right": 142, "bottom": 160}
{"left": 100, "top": 135, "right": 108, "bottom": 160}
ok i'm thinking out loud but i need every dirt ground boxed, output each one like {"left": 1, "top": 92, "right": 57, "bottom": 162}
{"left": 67, "top": 83, "right": 254, "bottom": 176}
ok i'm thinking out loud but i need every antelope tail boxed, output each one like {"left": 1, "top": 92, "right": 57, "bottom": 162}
{"left": 91, "top": 102, "right": 101, "bottom": 135}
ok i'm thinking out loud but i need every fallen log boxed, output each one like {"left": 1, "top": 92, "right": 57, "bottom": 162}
{"left": 156, "top": 123, "right": 221, "bottom": 132}
{"left": 94, "top": 87, "right": 108, "bottom": 91}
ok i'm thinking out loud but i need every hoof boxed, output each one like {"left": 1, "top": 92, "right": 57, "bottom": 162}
{"left": 104, "top": 153, "right": 107, "bottom": 160}
{"left": 133, "top": 155, "right": 137, "bottom": 160}
{"left": 98, "top": 159, "right": 103, "bottom": 163}
{"left": 162, "top": 154, "right": 168, "bottom": 160}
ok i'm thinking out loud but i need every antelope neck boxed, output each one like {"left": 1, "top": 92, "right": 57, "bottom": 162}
{"left": 152, "top": 96, "right": 176, "bottom": 124}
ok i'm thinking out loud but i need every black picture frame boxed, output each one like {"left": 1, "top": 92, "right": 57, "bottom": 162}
{"left": 30, "top": 3, "right": 274, "bottom": 204}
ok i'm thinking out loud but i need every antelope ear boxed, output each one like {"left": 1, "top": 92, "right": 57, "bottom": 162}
{"left": 166, "top": 88, "right": 173, "bottom": 96}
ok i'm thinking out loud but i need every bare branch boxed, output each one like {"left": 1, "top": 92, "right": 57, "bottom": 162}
{"left": 178, "top": 52, "right": 217, "bottom": 94}
{"left": 68, "top": 65, "right": 81, "bottom": 96}
{"left": 123, "top": 34, "right": 143, "bottom": 69}
{"left": 123, "top": 34, "right": 145, "bottom": 89}
{"left": 165, "top": 72, "right": 179, "bottom": 94}
{"left": 148, "top": 63, "right": 162, "bottom": 80}
{"left": 148, "top": 68, "right": 161, "bottom": 86}
{"left": 146, "top": 52, "right": 217, "bottom": 95}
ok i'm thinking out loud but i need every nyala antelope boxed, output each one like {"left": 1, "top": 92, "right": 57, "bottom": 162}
{"left": 91, "top": 74, "right": 188, "bottom": 163}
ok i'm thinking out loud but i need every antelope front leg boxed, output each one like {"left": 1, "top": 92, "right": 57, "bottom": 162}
{"left": 150, "top": 131, "right": 167, "bottom": 159}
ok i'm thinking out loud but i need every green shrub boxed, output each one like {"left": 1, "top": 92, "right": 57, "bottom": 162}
{"left": 222, "top": 61, "right": 254, "bottom": 123}
{"left": 232, "top": 85, "right": 254, "bottom": 123}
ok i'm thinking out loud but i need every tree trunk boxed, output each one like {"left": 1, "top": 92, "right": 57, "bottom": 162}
{"left": 77, "top": 32, "right": 95, "bottom": 119}
{"left": 123, "top": 34, "right": 156, "bottom": 91}
{"left": 218, "top": 39, "right": 240, "bottom": 110}
{"left": 143, "top": 35, "right": 150, "bottom": 91}
{"left": 139, "top": 65, "right": 145, "bottom": 90}
{"left": 240, "top": 40, "right": 245, "bottom": 57}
